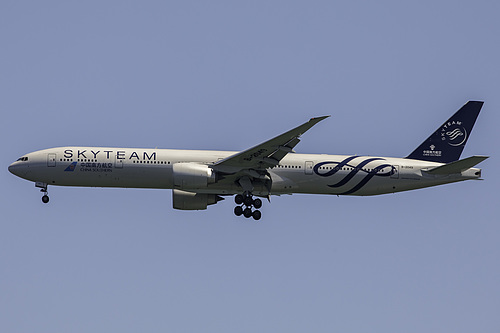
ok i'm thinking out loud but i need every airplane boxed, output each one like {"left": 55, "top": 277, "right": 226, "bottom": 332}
{"left": 9, "top": 101, "right": 488, "bottom": 220}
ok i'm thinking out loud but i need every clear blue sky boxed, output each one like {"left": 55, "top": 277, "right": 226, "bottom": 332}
{"left": 1, "top": 1, "right": 498, "bottom": 332}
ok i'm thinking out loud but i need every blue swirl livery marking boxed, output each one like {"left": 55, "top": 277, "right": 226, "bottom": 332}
{"left": 313, "top": 156, "right": 394, "bottom": 195}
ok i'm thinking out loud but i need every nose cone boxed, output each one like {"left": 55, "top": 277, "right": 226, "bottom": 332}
{"left": 8, "top": 162, "right": 16, "bottom": 174}
{"left": 9, "top": 162, "right": 28, "bottom": 178}
{"left": 9, "top": 162, "right": 19, "bottom": 175}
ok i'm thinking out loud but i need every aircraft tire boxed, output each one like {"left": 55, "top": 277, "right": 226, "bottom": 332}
{"left": 243, "top": 208, "right": 253, "bottom": 218}
{"left": 252, "top": 210, "right": 261, "bottom": 221}
{"left": 235, "top": 194, "right": 244, "bottom": 205}
{"left": 42, "top": 195, "right": 49, "bottom": 204}
{"left": 253, "top": 198, "right": 262, "bottom": 209}
{"left": 234, "top": 206, "right": 243, "bottom": 216}
{"left": 243, "top": 196, "right": 253, "bottom": 207}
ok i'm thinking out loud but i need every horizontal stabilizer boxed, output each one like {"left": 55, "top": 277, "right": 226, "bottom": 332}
{"left": 424, "top": 156, "right": 489, "bottom": 175}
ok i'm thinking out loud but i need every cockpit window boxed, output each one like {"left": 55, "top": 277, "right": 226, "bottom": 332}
{"left": 16, "top": 157, "right": 28, "bottom": 162}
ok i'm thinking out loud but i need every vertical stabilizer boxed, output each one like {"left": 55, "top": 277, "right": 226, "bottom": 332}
{"left": 406, "top": 101, "right": 483, "bottom": 163}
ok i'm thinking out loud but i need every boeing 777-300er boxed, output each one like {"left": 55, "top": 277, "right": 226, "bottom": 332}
{"left": 9, "top": 101, "right": 488, "bottom": 220}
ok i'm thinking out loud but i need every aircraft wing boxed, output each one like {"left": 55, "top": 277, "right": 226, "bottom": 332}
{"left": 211, "top": 116, "right": 329, "bottom": 174}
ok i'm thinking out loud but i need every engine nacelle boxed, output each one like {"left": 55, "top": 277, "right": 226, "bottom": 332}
{"left": 172, "top": 189, "right": 223, "bottom": 210}
{"left": 172, "top": 163, "right": 216, "bottom": 190}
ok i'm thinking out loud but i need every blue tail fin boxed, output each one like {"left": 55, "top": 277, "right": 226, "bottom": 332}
{"left": 406, "top": 101, "right": 483, "bottom": 163}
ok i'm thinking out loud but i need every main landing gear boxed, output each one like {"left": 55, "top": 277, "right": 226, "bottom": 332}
{"left": 234, "top": 193, "right": 262, "bottom": 221}
{"left": 36, "top": 182, "right": 49, "bottom": 204}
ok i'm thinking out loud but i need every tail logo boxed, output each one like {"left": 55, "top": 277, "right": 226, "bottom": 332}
{"left": 441, "top": 122, "right": 467, "bottom": 147}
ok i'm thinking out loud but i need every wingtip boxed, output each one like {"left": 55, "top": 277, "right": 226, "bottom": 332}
{"left": 310, "top": 115, "right": 331, "bottom": 122}
{"left": 466, "top": 100, "right": 484, "bottom": 107}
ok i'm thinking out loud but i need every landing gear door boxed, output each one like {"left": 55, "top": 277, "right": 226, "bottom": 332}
{"left": 390, "top": 165, "right": 399, "bottom": 179}
{"left": 305, "top": 161, "right": 313, "bottom": 175}
{"left": 47, "top": 153, "right": 56, "bottom": 167}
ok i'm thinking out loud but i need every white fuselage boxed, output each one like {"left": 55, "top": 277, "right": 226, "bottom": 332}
{"left": 8, "top": 146, "right": 482, "bottom": 197}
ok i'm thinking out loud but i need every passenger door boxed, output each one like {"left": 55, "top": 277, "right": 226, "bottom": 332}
{"left": 115, "top": 156, "right": 123, "bottom": 169}
{"left": 47, "top": 153, "right": 56, "bottom": 167}
{"left": 305, "top": 161, "right": 313, "bottom": 175}
{"left": 390, "top": 165, "right": 399, "bottom": 179}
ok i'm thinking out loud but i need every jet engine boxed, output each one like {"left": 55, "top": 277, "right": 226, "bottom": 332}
{"left": 172, "top": 162, "right": 216, "bottom": 190}
{"left": 172, "top": 189, "right": 224, "bottom": 210}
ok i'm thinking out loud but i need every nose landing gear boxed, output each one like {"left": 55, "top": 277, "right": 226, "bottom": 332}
{"left": 234, "top": 193, "right": 262, "bottom": 220}
{"left": 36, "top": 182, "right": 49, "bottom": 204}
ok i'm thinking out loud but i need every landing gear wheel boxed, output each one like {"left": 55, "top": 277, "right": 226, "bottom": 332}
{"left": 253, "top": 198, "right": 262, "bottom": 209}
{"left": 235, "top": 194, "right": 244, "bottom": 205}
{"left": 234, "top": 206, "right": 243, "bottom": 216}
{"left": 234, "top": 191, "right": 264, "bottom": 220}
{"left": 243, "top": 208, "right": 253, "bottom": 218}
{"left": 42, "top": 195, "right": 49, "bottom": 204}
{"left": 243, "top": 196, "right": 253, "bottom": 207}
